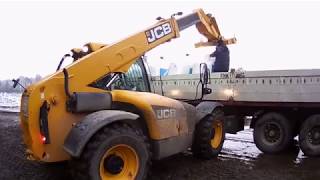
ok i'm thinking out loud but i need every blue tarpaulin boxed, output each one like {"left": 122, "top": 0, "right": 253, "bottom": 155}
{"left": 160, "top": 68, "right": 169, "bottom": 76}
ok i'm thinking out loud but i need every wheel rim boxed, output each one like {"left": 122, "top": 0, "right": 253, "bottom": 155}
{"left": 307, "top": 126, "right": 320, "bottom": 145}
{"left": 100, "top": 144, "right": 139, "bottom": 180}
{"left": 211, "top": 121, "right": 223, "bottom": 148}
{"left": 263, "top": 122, "right": 281, "bottom": 144}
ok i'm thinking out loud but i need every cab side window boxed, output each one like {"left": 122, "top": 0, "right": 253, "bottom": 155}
{"left": 112, "top": 61, "right": 149, "bottom": 92}
{"left": 90, "top": 59, "right": 149, "bottom": 92}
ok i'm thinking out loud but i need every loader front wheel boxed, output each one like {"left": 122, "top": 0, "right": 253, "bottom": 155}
{"left": 72, "top": 123, "right": 151, "bottom": 180}
{"left": 192, "top": 109, "right": 225, "bottom": 159}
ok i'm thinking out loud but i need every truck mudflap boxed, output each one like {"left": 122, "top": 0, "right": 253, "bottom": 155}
{"left": 63, "top": 110, "right": 139, "bottom": 158}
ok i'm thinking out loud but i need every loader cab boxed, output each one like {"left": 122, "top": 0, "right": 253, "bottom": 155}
{"left": 90, "top": 57, "right": 151, "bottom": 92}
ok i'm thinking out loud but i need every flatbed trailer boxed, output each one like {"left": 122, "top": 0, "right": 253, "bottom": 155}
{"left": 151, "top": 69, "right": 320, "bottom": 156}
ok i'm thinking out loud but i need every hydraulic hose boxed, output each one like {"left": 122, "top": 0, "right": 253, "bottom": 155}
{"left": 56, "top": 54, "right": 71, "bottom": 71}
{"left": 62, "top": 68, "right": 72, "bottom": 99}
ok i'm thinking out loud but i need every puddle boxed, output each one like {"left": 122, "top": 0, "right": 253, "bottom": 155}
{"left": 221, "top": 127, "right": 320, "bottom": 170}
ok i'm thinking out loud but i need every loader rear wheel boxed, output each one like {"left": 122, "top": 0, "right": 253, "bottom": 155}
{"left": 254, "top": 112, "right": 293, "bottom": 154}
{"left": 299, "top": 115, "right": 320, "bottom": 156}
{"left": 72, "top": 123, "right": 151, "bottom": 180}
{"left": 192, "top": 109, "right": 225, "bottom": 159}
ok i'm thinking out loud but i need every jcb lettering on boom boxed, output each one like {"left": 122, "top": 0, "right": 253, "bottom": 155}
{"left": 145, "top": 22, "right": 172, "bottom": 43}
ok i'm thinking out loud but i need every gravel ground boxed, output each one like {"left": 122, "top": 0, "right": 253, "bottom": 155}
{"left": 0, "top": 112, "right": 319, "bottom": 180}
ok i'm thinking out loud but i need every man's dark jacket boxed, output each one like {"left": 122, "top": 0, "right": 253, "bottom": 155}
{"left": 210, "top": 43, "right": 230, "bottom": 72}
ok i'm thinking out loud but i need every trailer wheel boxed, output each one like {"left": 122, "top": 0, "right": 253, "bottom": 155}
{"left": 192, "top": 109, "right": 225, "bottom": 159}
{"left": 72, "top": 123, "right": 151, "bottom": 180}
{"left": 254, "top": 112, "right": 293, "bottom": 154}
{"left": 299, "top": 115, "right": 320, "bottom": 156}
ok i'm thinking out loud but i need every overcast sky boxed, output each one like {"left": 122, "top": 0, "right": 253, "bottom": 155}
{"left": 0, "top": 1, "right": 320, "bottom": 80}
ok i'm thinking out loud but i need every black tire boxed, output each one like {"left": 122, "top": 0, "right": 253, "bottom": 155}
{"left": 299, "top": 115, "right": 320, "bottom": 156}
{"left": 71, "top": 123, "right": 151, "bottom": 180}
{"left": 192, "top": 109, "right": 225, "bottom": 159}
{"left": 253, "top": 112, "right": 293, "bottom": 154}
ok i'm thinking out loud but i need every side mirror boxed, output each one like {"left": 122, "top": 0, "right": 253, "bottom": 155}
{"left": 200, "top": 63, "right": 210, "bottom": 84}
{"left": 12, "top": 79, "right": 20, "bottom": 88}
{"left": 203, "top": 87, "right": 212, "bottom": 95}
{"left": 199, "top": 63, "right": 212, "bottom": 98}
{"left": 12, "top": 78, "right": 26, "bottom": 90}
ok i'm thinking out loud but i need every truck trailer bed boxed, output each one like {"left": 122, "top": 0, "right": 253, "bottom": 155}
{"left": 152, "top": 69, "right": 320, "bottom": 106}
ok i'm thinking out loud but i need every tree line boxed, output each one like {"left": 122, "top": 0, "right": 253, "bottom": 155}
{"left": 0, "top": 75, "right": 42, "bottom": 93}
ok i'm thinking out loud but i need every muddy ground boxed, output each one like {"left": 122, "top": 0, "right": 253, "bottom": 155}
{"left": 0, "top": 112, "right": 319, "bottom": 180}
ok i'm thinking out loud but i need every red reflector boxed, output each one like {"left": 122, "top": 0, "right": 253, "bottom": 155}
{"left": 40, "top": 135, "right": 46, "bottom": 144}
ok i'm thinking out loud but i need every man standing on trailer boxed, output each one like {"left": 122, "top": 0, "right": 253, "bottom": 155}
{"left": 210, "top": 40, "right": 230, "bottom": 72}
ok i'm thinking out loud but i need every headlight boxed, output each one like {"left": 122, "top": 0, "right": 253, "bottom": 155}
{"left": 170, "top": 89, "right": 180, "bottom": 96}
{"left": 223, "top": 89, "right": 233, "bottom": 96}
{"left": 21, "top": 95, "right": 29, "bottom": 118}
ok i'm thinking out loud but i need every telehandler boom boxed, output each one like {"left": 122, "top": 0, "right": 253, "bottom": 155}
{"left": 20, "top": 9, "right": 235, "bottom": 180}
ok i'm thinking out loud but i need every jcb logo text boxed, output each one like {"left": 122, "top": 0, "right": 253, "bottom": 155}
{"left": 145, "top": 23, "right": 172, "bottom": 43}
{"left": 156, "top": 109, "right": 176, "bottom": 120}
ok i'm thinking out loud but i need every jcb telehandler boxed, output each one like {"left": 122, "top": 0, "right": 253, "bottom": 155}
{"left": 19, "top": 9, "right": 235, "bottom": 180}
